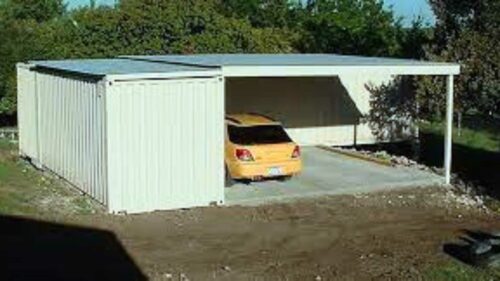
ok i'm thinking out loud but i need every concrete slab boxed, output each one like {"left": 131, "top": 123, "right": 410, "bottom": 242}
{"left": 225, "top": 147, "right": 444, "bottom": 206}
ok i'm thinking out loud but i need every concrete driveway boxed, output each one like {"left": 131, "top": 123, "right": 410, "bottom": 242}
{"left": 225, "top": 147, "right": 443, "bottom": 206}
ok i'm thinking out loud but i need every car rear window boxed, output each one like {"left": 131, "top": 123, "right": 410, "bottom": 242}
{"left": 228, "top": 125, "right": 292, "bottom": 145}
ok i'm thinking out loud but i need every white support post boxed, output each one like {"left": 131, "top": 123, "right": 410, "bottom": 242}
{"left": 444, "top": 75, "right": 454, "bottom": 185}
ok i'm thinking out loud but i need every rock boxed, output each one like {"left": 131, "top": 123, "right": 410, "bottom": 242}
{"left": 163, "top": 273, "right": 173, "bottom": 279}
{"left": 180, "top": 273, "right": 189, "bottom": 281}
{"left": 221, "top": 265, "right": 231, "bottom": 272}
{"left": 315, "top": 276, "right": 322, "bottom": 281}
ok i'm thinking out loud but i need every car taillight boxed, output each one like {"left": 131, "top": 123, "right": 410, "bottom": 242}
{"left": 236, "top": 148, "right": 254, "bottom": 161}
{"left": 292, "top": 145, "right": 300, "bottom": 158}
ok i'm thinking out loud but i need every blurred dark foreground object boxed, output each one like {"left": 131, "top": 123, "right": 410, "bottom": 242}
{"left": 0, "top": 215, "right": 147, "bottom": 281}
{"left": 443, "top": 229, "right": 500, "bottom": 269}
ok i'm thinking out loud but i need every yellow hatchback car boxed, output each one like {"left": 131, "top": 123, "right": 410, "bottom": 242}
{"left": 225, "top": 113, "right": 302, "bottom": 185}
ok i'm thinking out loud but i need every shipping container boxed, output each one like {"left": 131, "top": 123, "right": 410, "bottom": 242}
{"left": 17, "top": 59, "right": 224, "bottom": 213}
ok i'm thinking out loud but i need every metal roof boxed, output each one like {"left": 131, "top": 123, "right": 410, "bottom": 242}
{"left": 124, "top": 53, "right": 457, "bottom": 68}
{"left": 30, "top": 58, "right": 218, "bottom": 78}
{"left": 28, "top": 54, "right": 460, "bottom": 80}
{"left": 124, "top": 54, "right": 460, "bottom": 76}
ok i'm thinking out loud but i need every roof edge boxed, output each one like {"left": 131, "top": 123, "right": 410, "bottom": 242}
{"left": 221, "top": 64, "right": 460, "bottom": 77}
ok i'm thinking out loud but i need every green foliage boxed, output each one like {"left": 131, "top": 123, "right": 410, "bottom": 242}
{"left": 0, "top": 0, "right": 297, "bottom": 123}
{"left": 296, "top": 0, "right": 402, "bottom": 56}
{"left": 218, "top": 0, "right": 297, "bottom": 28}
{"left": 398, "top": 18, "right": 434, "bottom": 59}
{"left": 421, "top": 119, "right": 500, "bottom": 153}
{"left": 0, "top": 0, "right": 65, "bottom": 22}
{"left": 417, "top": 0, "right": 499, "bottom": 119}
{"left": 424, "top": 261, "right": 500, "bottom": 281}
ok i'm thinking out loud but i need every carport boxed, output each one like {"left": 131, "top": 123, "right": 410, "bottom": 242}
{"left": 127, "top": 54, "right": 460, "bottom": 185}
{"left": 19, "top": 54, "right": 460, "bottom": 213}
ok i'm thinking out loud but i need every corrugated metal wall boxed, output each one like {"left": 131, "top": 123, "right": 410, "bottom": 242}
{"left": 17, "top": 65, "right": 39, "bottom": 161}
{"left": 36, "top": 72, "right": 108, "bottom": 205}
{"left": 106, "top": 77, "right": 224, "bottom": 213}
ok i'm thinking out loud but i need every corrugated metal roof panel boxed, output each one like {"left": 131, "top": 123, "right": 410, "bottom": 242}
{"left": 30, "top": 58, "right": 217, "bottom": 77}
{"left": 124, "top": 53, "right": 459, "bottom": 68}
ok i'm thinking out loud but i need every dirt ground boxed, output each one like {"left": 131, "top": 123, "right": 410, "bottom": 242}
{"left": 66, "top": 187, "right": 499, "bottom": 281}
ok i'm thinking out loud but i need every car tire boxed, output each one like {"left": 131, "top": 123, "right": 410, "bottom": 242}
{"left": 225, "top": 166, "right": 235, "bottom": 187}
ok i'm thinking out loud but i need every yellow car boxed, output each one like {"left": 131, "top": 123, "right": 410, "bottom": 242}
{"left": 225, "top": 113, "right": 302, "bottom": 185}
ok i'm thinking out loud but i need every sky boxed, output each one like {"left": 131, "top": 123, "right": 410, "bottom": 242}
{"left": 65, "top": 0, "right": 436, "bottom": 26}
{"left": 383, "top": 0, "right": 435, "bottom": 26}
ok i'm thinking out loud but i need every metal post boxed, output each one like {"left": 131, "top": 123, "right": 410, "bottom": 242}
{"left": 444, "top": 75, "right": 454, "bottom": 185}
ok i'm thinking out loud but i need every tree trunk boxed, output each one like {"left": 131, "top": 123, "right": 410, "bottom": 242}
{"left": 413, "top": 99, "right": 421, "bottom": 161}
{"left": 436, "top": 102, "right": 442, "bottom": 120}
{"left": 457, "top": 111, "right": 462, "bottom": 137}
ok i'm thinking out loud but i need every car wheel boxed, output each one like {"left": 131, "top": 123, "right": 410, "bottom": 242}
{"left": 225, "top": 166, "right": 235, "bottom": 187}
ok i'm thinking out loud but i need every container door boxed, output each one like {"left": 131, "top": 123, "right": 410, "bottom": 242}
{"left": 106, "top": 77, "right": 225, "bottom": 213}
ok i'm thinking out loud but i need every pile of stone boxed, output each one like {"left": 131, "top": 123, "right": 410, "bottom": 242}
{"left": 334, "top": 146, "right": 492, "bottom": 212}
{"left": 443, "top": 190, "right": 486, "bottom": 210}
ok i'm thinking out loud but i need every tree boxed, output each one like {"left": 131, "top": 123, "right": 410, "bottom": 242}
{"left": 296, "top": 0, "right": 402, "bottom": 56}
{"left": 397, "top": 17, "right": 433, "bottom": 59}
{"left": 1, "top": 0, "right": 64, "bottom": 22}
{"left": 218, "top": 0, "right": 298, "bottom": 28}
{"left": 0, "top": 0, "right": 66, "bottom": 124}
{"left": 417, "top": 0, "right": 499, "bottom": 126}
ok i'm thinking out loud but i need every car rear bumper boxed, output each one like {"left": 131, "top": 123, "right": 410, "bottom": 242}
{"left": 228, "top": 159, "right": 302, "bottom": 179}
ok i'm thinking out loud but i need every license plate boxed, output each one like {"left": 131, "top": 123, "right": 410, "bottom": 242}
{"left": 268, "top": 167, "right": 282, "bottom": 176}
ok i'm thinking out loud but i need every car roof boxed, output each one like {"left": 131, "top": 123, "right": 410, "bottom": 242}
{"left": 225, "top": 113, "right": 280, "bottom": 126}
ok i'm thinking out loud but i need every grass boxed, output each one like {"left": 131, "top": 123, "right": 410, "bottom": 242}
{"left": 420, "top": 118, "right": 500, "bottom": 153}
{"left": 424, "top": 261, "right": 500, "bottom": 281}
{"left": 0, "top": 139, "right": 100, "bottom": 217}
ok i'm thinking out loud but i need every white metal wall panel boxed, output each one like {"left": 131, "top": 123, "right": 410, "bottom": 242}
{"left": 17, "top": 64, "right": 39, "bottom": 161}
{"left": 36, "top": 72, "right": 108, "bottom": 205}
{"left": 226, "top": 76, "right": 399, "bottom": 146}
{"left": 338, "top": 73, "right": 413, "bottom": 143}
{"left": 106, "top": 77, "right": 224, "bottom": 213}
{"left": 226, "top": 77, "right": 374, "bottom": 146}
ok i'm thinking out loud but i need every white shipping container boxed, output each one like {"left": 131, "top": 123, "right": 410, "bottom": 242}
{"left": 17, "top": 60, "right": 224, "bottom": 213}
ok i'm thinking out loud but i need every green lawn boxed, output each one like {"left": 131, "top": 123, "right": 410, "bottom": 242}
{"left": 420, "top": 120, "right": 500, "bottom": 153}
{"left": 0, "top": 140, "right": 100, "bottom": 217}
{"left": 424, "top": 261, "right": 500, "bottom": 281}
